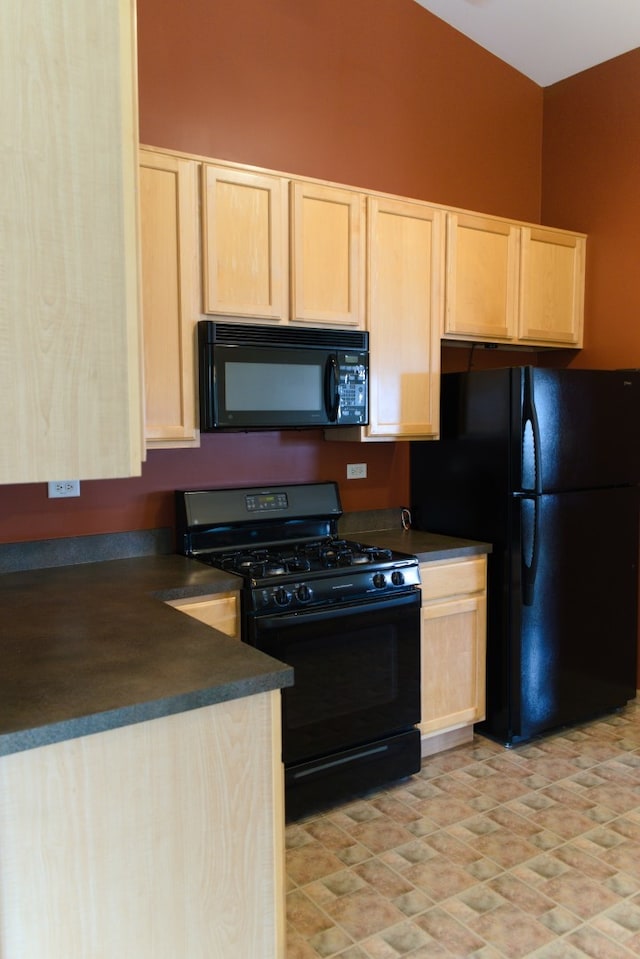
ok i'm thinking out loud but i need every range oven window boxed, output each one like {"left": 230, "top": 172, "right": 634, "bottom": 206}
{"left": 249, "top": 594, "right": 420, "bottom": 766}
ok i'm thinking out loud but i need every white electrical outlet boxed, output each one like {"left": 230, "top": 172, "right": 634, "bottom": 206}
{"left": 48, "top": 480, "right": 81, "bottom": 499}
{"left": 346, "top": 463, "right": 367, "bottom": 480}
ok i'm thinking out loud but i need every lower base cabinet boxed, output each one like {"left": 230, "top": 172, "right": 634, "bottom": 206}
{"left": 0, "top": 692, "right": 285, "bottom": 959}
{"left": 419, "top": 555, "right": 487, "bottom": 757}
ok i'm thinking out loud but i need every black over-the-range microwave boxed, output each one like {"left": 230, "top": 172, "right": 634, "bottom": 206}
{"left": 198, "top": 321, "right": 369, "bottom": 431}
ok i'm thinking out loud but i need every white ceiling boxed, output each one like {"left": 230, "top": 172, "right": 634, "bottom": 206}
{"left": 413, "top": 0, "right": 640, "bottom": 86}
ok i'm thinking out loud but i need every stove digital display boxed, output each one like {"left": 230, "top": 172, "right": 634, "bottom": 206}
{"left": 245, "top": 492, "right": 289, "bottom": 512}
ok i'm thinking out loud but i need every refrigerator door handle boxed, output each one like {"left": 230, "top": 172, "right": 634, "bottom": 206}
{"left": 519, "top": 493, "right": 539, "bottom": 606}
{"left": 522, "top": 367, "right": 542, "bottom": 494}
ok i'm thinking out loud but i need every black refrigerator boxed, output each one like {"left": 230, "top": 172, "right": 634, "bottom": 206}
{"left": 410, "top": 366, "right": 639, "bottom": 746}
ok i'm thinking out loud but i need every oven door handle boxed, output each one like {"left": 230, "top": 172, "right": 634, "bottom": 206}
{"left": 256, "top": 591, "right": 420, "bottom": 630}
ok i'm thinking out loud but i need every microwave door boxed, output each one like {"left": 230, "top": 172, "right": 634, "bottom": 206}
{"left": 213, "top": 345, "right": 330, "bottom": 429}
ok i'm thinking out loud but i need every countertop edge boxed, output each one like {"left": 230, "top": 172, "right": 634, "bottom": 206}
{"left": 0, "top": 662, "right": 294, "bottom": 758}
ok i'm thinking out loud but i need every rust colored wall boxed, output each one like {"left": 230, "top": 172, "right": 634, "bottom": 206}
{"left": 542, "top": 49, "right": 640, "bottom": 370}
{"left": 137, "top": 0, "right": 542, "bottom": 219}
{"left": 2, "top": 0, "right": 543, "bottom": 544}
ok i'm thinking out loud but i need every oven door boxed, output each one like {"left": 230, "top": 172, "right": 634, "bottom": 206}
{"left": 248, "top": 591, "right": 421, "bottom": 765}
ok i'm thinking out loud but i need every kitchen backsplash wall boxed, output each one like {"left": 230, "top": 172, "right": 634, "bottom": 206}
{"left": 0, "top": 432, "right": 409, "bottom": 545}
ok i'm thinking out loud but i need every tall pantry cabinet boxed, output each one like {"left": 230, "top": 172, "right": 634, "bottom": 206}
{"left": 1, "top": 0, "right": 143, "bottom": 484}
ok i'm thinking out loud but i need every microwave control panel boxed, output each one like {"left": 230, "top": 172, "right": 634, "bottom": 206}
{"left": 337, "top": 352, "right": 368, "bottom": 424}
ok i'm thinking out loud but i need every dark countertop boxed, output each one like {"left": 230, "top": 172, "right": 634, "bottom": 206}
{"left": 0, "top": 555, "right": 293, "bottom": 757}
{"left": 356, "top": 528, "right": 492, "bottom": 562}
{"left": 0, "top": 527, "right": 490, "bottom": 759}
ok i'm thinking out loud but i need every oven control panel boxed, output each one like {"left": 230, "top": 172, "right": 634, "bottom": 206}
{"left": 248, "top": 563, "right": 421, "bottom": 612}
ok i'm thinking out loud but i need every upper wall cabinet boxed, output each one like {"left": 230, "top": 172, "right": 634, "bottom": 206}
{"left": 443, "top": 214, "right": 585, "bottom": 349}
{"left": 139, "top": 150, "right": 201, "bottom": 448}
{"left": 2, "top": 0, "right": 143, "bottom": 484}
{"left": 444, "top": 213, "right": 519, "bottom": 342}
{"left": 368, "top": 198, "right": 444, "bottom": 439}
{"left": 290, "top": 182, "right": 365, "bottom": 327}
{"left": 201, "top": 165, "right": 289, "bottom": 321}
{"left": 518, "top": 227, "right": 585, "bottom": 347}
{"left": 360, "top": 197, "right": 444, "bottom": 440}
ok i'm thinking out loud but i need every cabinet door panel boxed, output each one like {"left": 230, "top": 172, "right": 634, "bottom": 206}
{"left": 291, "top": 182, "right": 364, "bottom": 327}
{"left": 519, "top": 228, "right": 585, "bottom": 347}
{"left": 445, "top": 213, "right": 519, "bottom": 341}
{"left": 140, "top": 152, "right": 200, "bottom": 447}
{"left": 1, "top": 0, "right": 142, "bottom": 483}
{"left": 202, "top": 166, "right": 288, "bottom": 320}
{"left": 367, "top": 197, "right": 443, "bottom": 439}
{"left": 420, "top": 596, "right": 486, "bottom": 734}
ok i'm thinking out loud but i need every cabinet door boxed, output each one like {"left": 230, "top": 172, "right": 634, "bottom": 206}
{"left": 290, "top": 182, "right": 365, "bottom": 327}
{"left": 519, "top": 227, "right": 585, "bottom": 347}
{"left": 366, "top": 197, "right": 444, "bottom": 439}
{"left": 201, "top": 165, "right": 288, "bottom": 320}
{"left": 444, "top": 213, "right": 519, "bottom": 342}
{"left": 139, "top": 151, "right": 200, "bottom": 447}
{"left": 420, "top": 594, "right": 486, "bottom": 735}
{"left": 1, "top": 0, "right": 142, "bottom": 483}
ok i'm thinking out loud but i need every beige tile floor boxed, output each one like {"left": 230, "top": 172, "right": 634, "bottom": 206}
{"left": 285, "top": 696, "right": 640, "bottom": 958}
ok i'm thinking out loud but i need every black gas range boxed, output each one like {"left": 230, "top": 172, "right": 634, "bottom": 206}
{"left": 176, "top": 482, "right": 422, "bottom": 819}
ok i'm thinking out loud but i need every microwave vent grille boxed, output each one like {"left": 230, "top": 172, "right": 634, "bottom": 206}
{"left": 200, "top": 320, "right": 368, "bottom": 351}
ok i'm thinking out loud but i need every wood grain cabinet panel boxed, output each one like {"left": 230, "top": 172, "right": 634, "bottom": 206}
{"left": 291, "top": 181, "right": 365, "bottom": 327}
{"left": 165, "top": 592, "right": 239, "bottom": 638}
{"left": 1, "top": 0, "right": 142, "bottom": 483}
{"left": 139, "top": 150, "right": 201, "bottom": 447}
{"left": 419, "top": 556, "right": 487, "bottom": 756}
{"left": 365, "top": 196, "right": 444, "bottom": 439}
{"left": 444, "top": 213, "right": 519, "bottom": 342}
{"left": 519, "top": 227, "right": 585, "bottom": 347}
{"left": 0, "top": 694, "right": 285, "bottom": 958}
{"left": 201, "top": 165, "right": 288, "bottom": 321}
{"left": 442, "top": 214, "right": 585, "bottom": 350}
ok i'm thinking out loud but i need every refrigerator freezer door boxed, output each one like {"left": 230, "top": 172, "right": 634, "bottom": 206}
{"left": 525, "top": 369, "right": 640, "bottom": 492}
{"left": 510, "top": 484, "right": 639, "bottom": 744}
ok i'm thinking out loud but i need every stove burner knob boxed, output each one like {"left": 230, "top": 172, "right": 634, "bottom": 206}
{"left": 273, "top": 586, "right": 292, "bottom": 607}
{"left": 296, "top": 584, "right": 313, "bottom": 604}
{"left": 391, "top": 571, "right": 405, "bottom": 586}
{"left": 372, "top": 572, "right": 386, "bottom": 589}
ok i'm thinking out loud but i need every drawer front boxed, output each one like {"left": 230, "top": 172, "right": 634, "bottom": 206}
{"left": 420, "top": 556, "right": 486, "bottom": 603}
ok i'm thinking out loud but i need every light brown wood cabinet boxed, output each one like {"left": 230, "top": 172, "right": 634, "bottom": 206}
{"left": 2, "top": 0, "right": 142, "bottom": 484}
{"left": 290, "top": 181, "right": 365, "bottom": 327}
{"left": 165, "top": 592, "right": 239, "bottom": 638}
{"left": 140, "top": 145, "right": 587, "bottom": 448}
{"left": 330, "top": 196, "right": 444, "bottom": 442}
{"left": 0, "top": 693, "right": 285, "bottom": 958}
{"left": 139, "top": 150, "right": 201, "bottom": 448}
{"left": 201, "top": 164, "right": 289, "bottom": 321}
{"left": 444, "top": 213, "right": 585, "bottom": 349}
{"left": 419, "top": 555, "right": 487, "bottom": 756}
{"left": 518, "top": 226, "right": 585, "bottom": 346}
{"left": 445, "top": 212, "right": 519, "bottom": 342}
{"left": 367, "top": 197, "right": 443, "bottom": 438}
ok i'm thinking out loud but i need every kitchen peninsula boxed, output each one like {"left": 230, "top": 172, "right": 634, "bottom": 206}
{"left": 0, "top": 525, "right": 490, "bottom": 958}
{"left": 0, "top": 554, "right": 292, "bottom": 959}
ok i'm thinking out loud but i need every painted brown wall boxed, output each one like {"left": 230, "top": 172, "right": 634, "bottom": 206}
{"left": 542, "top": 49, "right": 640, "bottom": 370}
{"left": 2, "top": 0, "right": 543, "bottom": 544}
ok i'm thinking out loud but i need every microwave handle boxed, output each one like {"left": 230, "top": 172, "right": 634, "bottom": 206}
{"left": 324, "top": 354, "right": 340, "bottom": 422}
